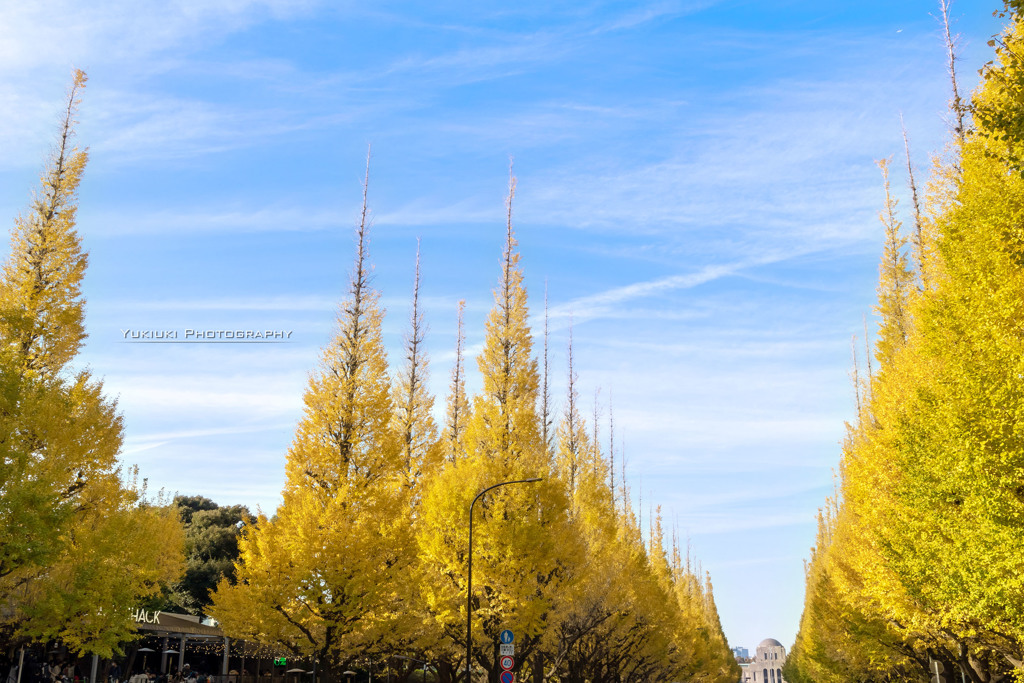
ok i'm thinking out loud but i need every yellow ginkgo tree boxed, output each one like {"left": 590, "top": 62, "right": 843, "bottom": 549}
{"left": 0, "top": 69, "right": 184, "bottom": 658}
{"left": 211, "top": 162, "right": 413, "bottom": 674}
{"left": 417, "top": 173, "right": 577, "bottom": 683}
{"left": 790, "top": 5, "right": 1024, "bottom": 681}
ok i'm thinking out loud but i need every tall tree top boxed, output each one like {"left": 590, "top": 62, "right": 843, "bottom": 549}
{"left": 0, "top": 69, "right": 89, "bottom": 377}
{"left": 284, "top": 152, "right": 396, "bottom": 498}
{"left": 442, "top": 299, "right": 469, "bottom": 463}
{"left": 468, "top": 167, "right": 541, "bottom": 471}
{"left": 394, "top": 239, "right": 439, "bottom": 490}
{"left": 873, "top": 158, "right": 914, "bottom": 368}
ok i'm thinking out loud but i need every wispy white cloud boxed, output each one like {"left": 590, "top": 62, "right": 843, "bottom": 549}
{"left": 0, "top": 2, "right": 338, "bottom": 170}
{"left": 708, "top": 554, "right": 805, "bottom": 570}
{"left": 374, "top": 197, "right": 499, "bottom": 226}
{"left": 619, "top": 412, "right": 844, "bottom": 452}
{"left": 95, "top": 295, "right": 337, "bottom": 311}
{"left": 101, "top": 368, "right": 308, "bottom": 427}
{"left": 125, "top": 422, "right": 295, "bottom": 445}
{"left": 377, "top": 34, "right": 570, "bottom": 87}
{"left": 0, "top": 0, "right": 320, "bottom": 73}
{"left": 546, "top": 262, "right": 742, "bottom": 324}
{"left": 84, "top": 203, "right": 351, "bottom": 235}
{"left": 678, "top": 510, "right": 813, "bottom": 536}
{"left": 0, "top": 82, "right": 63, "bottom": 170}
{"left": 541, "top": 247, "right": 811, "bottom": 326}
{"left": 118, "top": 384, "right": 301, "bottom": 416}
{"left": 589, "top": 0, "right": 722, "bottom": 34}
{"left": 121, "top": 440, "right": 170, "bottom": 456}
{"left": 671, "top": 481, "right": 831, "bottom": 512}
{"left": 82, "top": 190, "right": 507, "bottom": 235}
{"left": 87, "top": 91, "right": 354, "bottom": 165}
{"left": 126, "top": 443, "right": 290, "bottom": 513}
{"left": 516, "top": 42, "right": 950, "bottom": 247}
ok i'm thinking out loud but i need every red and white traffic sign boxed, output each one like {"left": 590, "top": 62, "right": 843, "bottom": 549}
{"left": 500, "top": 656, "right": 514, "bottom": 671}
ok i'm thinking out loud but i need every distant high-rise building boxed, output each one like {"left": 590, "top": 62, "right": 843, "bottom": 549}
{"left": 739, "top": 639, "right": 787, "bottom": 683}
{"left": 732, "top": 647, "right": 749, "bottom": 660}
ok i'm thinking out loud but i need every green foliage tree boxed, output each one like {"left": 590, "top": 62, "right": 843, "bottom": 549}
{"left": 155, "top": 496, "right": 255, "bottom": 615}
{"left": 17, "top": 479, "right": 184, "bottom": 657}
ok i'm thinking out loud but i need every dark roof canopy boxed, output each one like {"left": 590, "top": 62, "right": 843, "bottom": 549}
{"left": 135, "top": 611, "right": 224, "bottom": 637}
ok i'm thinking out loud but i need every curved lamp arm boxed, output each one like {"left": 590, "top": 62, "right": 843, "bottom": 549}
{"left": 466, "top": 477, "right": 542, "bottom": 682}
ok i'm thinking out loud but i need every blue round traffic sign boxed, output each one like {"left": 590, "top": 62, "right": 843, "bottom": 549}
{"left": 500, "top": 629, "right": 514, "bottom": 644}
{"left": 500, "top": 672, "right": 515, "bottom": 683}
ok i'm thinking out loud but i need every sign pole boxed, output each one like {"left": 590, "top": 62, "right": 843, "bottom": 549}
{"left": 498, "top": 630, "right": 515, "bottom": 683}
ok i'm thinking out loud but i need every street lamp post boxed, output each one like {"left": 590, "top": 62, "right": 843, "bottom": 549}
{"left": 466, "top": 477, "right": 542, "bottom": 683}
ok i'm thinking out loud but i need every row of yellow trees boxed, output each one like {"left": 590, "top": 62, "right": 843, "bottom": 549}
{"left": 787, "top": 4, "right": 1024, "bottom": 682}
{"left": 209, "top": 164, "right": 739, "bottom": 683}
{"left": 0, "top": 73, "right": 738, "bottom": 681}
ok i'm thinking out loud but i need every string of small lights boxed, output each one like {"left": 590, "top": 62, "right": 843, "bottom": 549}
{"left": 23, "top": 621, "right": 432, "bottom": 683}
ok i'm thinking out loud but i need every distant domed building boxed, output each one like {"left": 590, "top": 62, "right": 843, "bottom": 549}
{"left": 739, "top": 638, "right": 787, "bottom": 683}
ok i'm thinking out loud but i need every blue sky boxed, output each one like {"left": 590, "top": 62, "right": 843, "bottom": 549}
{"left": 0, "top": 0, "right": 1004, "bottom": 655}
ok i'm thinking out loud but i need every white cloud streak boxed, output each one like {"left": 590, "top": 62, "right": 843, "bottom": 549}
{"left": 0, "top": 0, "right": 320, "bottom": 73}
